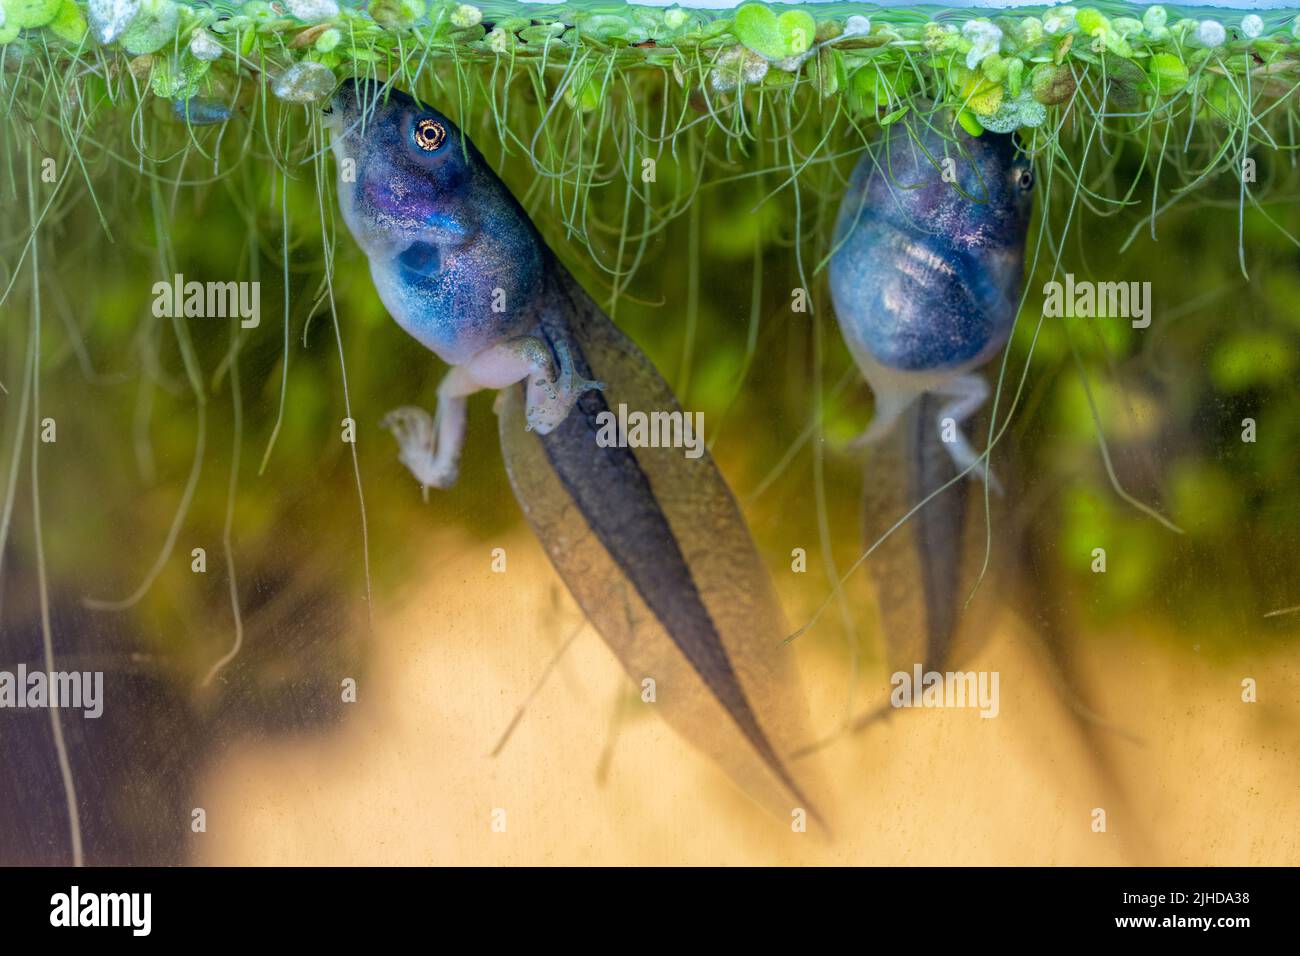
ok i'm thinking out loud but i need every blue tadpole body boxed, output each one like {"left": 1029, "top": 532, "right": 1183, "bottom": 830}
{"left": 829, "top": 121, "right": 1032, "bottom": 706}
{"left": 328, "top": 79, "right": 823, "bottom": 825}
{"left": 830, "top": 121, "right": 1032, "bottom": 483}
{"left": 171, "top": 97, "right": 233, "bottom": 126}
{"left": 831, "top": 125, "right": 1032, "bottom": 373}
{"left": 825, "top": 127, "right": 1138, "bottom": 839}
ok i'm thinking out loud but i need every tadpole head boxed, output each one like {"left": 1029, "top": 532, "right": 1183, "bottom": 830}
{"left": 868, "top": 121, "right": 1034, "bottom": 253}
{"left": 326, "top": 78, "right": 481, "bottom": 258}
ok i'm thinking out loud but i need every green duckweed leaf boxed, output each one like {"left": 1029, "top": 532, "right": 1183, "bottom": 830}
{"left": 734, "top": 3, "right": 815, "bottom": 60}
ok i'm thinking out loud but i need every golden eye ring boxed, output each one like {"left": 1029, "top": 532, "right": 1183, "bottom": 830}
{"left": 414, "top": 118, "right": 447, "bottom": 152}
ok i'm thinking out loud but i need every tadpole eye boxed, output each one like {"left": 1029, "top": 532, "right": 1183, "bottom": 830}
{"left": 414, "top": 118, "right": 447, "bottom": 152}
{"left": 1017, "top": 169, "right": 1034, "bottom": 191}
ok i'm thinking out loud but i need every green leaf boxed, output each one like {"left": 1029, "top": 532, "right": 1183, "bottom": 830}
{"left": 369, "top": 0, "right": 421, "bottom": 30}
{"left": 979, "top": 90, "right": 1046, "bottom": 133}
{"left": 4, "top": 0, "right": 61, "bottom": 29}
{"left": 956, "top": 108, "right": 983, "bottom": 136}
{"left": 960, "top": 71, "right": 1004, "bottom": 116}
{"left": 576, "top": 13, "right": 631, "bottom": 41}
{"left": 1030, "top": 61, "right": 1075, "bottom": 105}
{"left": 120, "top": 0, "right": 179, "bottom": 55}
{"left": 1148, "top": 52, "right": 1187, "bottom": 96}
{"left": 733, "top": 3, "right": 815, "bottom": 60}
{"left": 1101, "top": 54, "right": 1145, "bottom": 110}
{"left": 518, "top": 22, "right": 564, "bottom": 44}
{"left": 1075, "top": 7, "right": 1108, "bottom": 36}
{"left": 48, "top": 0, "right": 86, "bottom": 42}
{"left": 849, "top": 64, "right": 914, "bottom": 115}
{"left": 564, "top": 71, "right": 601, "bottom": 112}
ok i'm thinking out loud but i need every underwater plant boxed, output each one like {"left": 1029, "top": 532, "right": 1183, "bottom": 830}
{"left": 2, "top": 1, "right": 1299, "bottom": 865}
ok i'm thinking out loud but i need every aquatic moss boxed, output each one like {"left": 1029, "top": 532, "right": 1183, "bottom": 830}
{"left": 5, "top": 3, "right": 1300, "bottom": 654}
{"left": 4, "top": 3, "right": 1300, "bottom": 123}
{"left": 0, "top": 3, "right": 1295, "bottom": 248}
{"left": 5, "top": 2, "right": 1300, "bottom": 258}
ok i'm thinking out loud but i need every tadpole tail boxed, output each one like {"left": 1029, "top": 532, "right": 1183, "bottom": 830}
{"left": 862, "top": 393, "right": 976, "bottom": 677}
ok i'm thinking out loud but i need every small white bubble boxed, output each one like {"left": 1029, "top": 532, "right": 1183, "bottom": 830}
{"left": 1142, "top": 5, "right": 1167, "bottom": 33}
{"left": 1196, "top": 20, "right": 1226, "bottom": 48}
{"left": 189, "top": 28, "right": 222, "bottom": 62}
{"left": 487, "top": 26, "right": 509, "bottom": 54}
{"left": 451, "top": 4, "right": 482, "bottom": 29}
{"left": 273, "top": 62, "right": 336, "bottom": 103}
{"left": 843, "top": 15, "right": 871, "bottom": 38}
{"left": 286, "top": 0, "right": 338, "bottom": 20}
{"left": 962, "top": 20, "right": 1003, "bottom": 71}
{"left": 88, "top": 0, "right": 141, "bottom": 44}
{"left": 1043, "top": 6, "right": 1078, "bottom": 36}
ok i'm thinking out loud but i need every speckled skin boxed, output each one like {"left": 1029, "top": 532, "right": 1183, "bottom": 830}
{"left": 830, "top": 123, "right": 1033, "bottom": 376}
{"left": 328, "top": 80, "right": 820, "bottom": 824}
{"left": 329, "top": 81, "right": 544, "bottom": 367}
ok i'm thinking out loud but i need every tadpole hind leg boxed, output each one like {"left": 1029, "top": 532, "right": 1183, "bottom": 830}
{"left": 850, "top": 387, "right": 917, "bottom": 450}
{"left": 523, "top": 337, "right": 604, "bottom": 434}
{"left": 932, "top": 373, "right": 1001, "bottom": 493}
{"left": 380, "top": 406, "right": 440, "bottom": 501}
{"left": 381, "top": 364, "right": 485, "bottom": 497}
